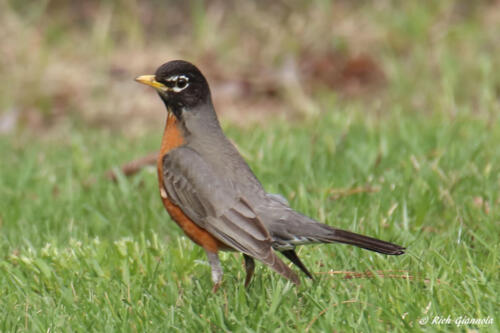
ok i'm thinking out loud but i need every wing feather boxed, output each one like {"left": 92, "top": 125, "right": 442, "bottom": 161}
{"left": 161, "top": 147, "right": 300, "bottom": 284}
{"left": 163, "top": 147, "right": 271, "bottom": 257}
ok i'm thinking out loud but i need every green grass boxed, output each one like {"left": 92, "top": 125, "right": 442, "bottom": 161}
{"left": 1, "top": 0, "right": 500, "bottom": 331}
{"left": 1, "top": 110, "right": 498, "bottom": 332}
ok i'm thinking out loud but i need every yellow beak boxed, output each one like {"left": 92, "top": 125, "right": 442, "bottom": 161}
{"left": 134, "top": 75, "right": 166, "bottom": 89}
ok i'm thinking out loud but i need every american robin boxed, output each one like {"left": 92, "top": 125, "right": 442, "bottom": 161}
{"left": 135, "top": 60, "right": 404, "bottom": 291}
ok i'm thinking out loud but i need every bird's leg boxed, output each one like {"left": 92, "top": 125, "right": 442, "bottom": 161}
{"left": 243, "top": 254, "right": 255, "bottom": 288}
{"left": 205, "top": 251, "right": 223, "bottom": 292}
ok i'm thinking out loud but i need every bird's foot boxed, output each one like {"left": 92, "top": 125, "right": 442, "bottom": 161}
{"left": 211, "top": 282, "right": 221, "bottom": 293}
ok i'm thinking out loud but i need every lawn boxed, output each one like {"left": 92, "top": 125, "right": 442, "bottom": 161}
{"left": 1, "top": 110, "right": 498, "bottom": 331}
{"left": 1, "top": 1, "right": 499, "bottom": 332}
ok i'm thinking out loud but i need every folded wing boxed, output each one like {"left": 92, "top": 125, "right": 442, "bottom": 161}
{"left": 162, "top": 147, "right": 299, "bottom": 284}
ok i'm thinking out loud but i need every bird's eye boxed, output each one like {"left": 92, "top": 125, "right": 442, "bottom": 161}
{"left": 177, "top": 79, "right": 187, "bottom": 89}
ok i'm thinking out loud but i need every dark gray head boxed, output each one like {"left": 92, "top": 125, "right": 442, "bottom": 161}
{"left": 136, "top": 60, "right": 212, "bottom": 119}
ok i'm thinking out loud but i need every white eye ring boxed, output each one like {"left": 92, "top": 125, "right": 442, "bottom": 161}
{"left": 166, "top": 75, "right": 189, "bottom": 92}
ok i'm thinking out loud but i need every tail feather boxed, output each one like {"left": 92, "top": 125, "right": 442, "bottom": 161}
{"left": 281, "top": 249, "right": 313, "bottom": 279}
{"left": 272, "top": 211, "right": 405, "bottom": 255}
{"left": 282, "top": 211, "right": 406, "bottom": 255}
{"left": 321, "top": 228, "right": 405, "bottom": 255}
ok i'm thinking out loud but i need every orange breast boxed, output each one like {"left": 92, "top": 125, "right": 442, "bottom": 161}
{"left": 157, "top": 113, "right": 222, "bottom": 253}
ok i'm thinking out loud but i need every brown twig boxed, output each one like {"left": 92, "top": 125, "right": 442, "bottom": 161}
{"left": 316, "top": 270, "right": 445, "bottom": 285}
{"left": 106, "top": 152, "right": 158, "bottom": 181}
{"left": 328, "top": 185, "right": 381, "bottom": 200}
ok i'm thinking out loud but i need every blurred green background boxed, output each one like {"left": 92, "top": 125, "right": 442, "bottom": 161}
{"left": 1, "top": 0, "right": 498, "bottom": 133}
{"left": 1, "top": 0, "right": 499, "bottom": 332}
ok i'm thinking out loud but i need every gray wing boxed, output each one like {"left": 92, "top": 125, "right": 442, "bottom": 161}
{"left": 162, "top": 147, "right": 300, "bottom": 284}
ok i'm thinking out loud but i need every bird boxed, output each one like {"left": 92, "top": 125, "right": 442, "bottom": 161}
{"left": 135, "top": 60, "right": 405, "bottom": 291}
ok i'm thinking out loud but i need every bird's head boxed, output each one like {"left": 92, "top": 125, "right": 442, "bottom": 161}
{"left": 135, "top": 60, "right": 211, "bottom": 119}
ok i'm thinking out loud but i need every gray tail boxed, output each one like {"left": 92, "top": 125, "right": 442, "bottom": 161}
{"left": 323, "top": 228, "right": 405, "bottom": 255}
